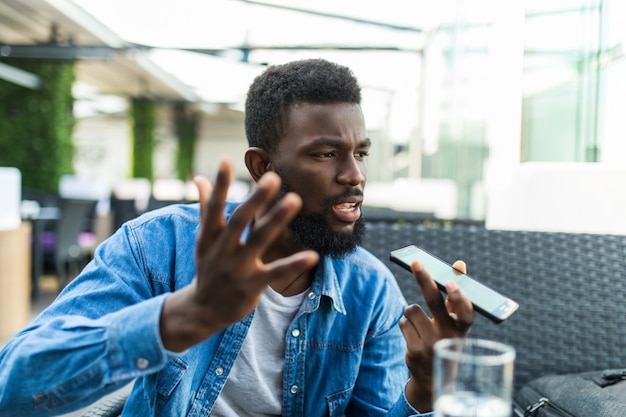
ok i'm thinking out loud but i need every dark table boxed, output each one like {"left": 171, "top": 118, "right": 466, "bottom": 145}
{"left": 25, "top": 207, "right": 60, "bottom": 300}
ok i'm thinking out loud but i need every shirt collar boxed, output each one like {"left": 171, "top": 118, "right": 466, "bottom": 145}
{"left": 308, "top": 256, "right": 347, "bottom": 315}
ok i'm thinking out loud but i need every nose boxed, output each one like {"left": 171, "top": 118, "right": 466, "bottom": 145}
{"left": 337, "top": 155, "right": 366, "bottom": 186}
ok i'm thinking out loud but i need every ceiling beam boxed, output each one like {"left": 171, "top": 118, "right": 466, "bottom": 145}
{"left": 0, "top": 61, "right": 41, "bottom": 89}
{"left": 0, "top": 44, "right": 116, "bottom": 60}
{"left": 0, "top": 43, "right": 420, "bottom": 61}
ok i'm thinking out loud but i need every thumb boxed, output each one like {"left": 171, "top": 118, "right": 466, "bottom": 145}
{"left": 451, "top": 260, "right": 467, "bottom": 275}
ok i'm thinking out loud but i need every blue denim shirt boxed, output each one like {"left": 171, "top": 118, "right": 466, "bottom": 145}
{"left": 0, "top": 202, "right": 432, "bottom": 417}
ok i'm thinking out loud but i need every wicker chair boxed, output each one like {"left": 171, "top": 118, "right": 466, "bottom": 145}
{"left": 362, "top": 218, "right": 626, "bottom": 389}
{"left": 80, "top": 390, "right": 129, "bottom": 417}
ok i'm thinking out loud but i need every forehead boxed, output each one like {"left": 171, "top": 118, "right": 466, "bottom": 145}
{"left": 281, "top": 102, "right": 366, "bottom": 141}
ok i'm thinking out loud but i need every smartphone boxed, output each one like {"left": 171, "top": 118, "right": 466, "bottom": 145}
{"left": 389, "top": 245, "right": 519, "bottom": 323}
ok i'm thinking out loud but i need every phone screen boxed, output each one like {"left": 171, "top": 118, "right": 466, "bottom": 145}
{"left": 390, "top": 245, "right": 518, "bottom": 323}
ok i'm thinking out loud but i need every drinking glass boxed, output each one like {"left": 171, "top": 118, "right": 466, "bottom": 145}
{"left": 433, "top": 338, "right": 515, "bottom": 417}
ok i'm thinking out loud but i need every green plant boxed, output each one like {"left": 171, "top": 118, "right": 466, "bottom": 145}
{"left": 0, "top": 59, "right": 75, "bottom": 193}
{"left": 174, "top": 102, "right": 198, "bottom": 182}
{"left": 130, "top": 98, "right": 156, "bottom": 181}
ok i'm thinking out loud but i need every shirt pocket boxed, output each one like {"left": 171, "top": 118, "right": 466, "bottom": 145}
{"left": 326, "top": 386, "right": 352, "bottom": 417}
{"left": 156, "top": 356, "right": 188, "bottom": 398}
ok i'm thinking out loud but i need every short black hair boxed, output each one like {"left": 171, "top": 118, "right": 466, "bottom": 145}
{"left": 244, "top": 58, "right": 362, "bottom": 152}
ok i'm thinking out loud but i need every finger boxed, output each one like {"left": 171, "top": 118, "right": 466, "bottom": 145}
{"left": 444, "top": 280, "right": 474, "bottom": 330}
{"left": 195, "top": 160, "right": 232, "bottom": 251}
{"left": 245, "top": 191, "right": 303, "bottom": 254}
{"left": 194, "top": 176, "right": 213, "bottom": 214}
{"left": 400, "top": 304, "right": 431, "bottom": 344}
{"left": 399, "top": 316, "right": 422, "bottom": 349}
{"left": 445, "top": 258, "right": 465, "bottom": 317}
{"left": 264, "top": 249, "right": 320, "bottom": 284}
{"left": 444, "top": 299, "right": 459, "bottom": 320}
{"left": 447, "top": 259, "right": 474, "bottom": 329}
{"left": 222, "top": 172, "right": 283, "bottom": 250}
{"left": 411, "top": 261, "right": 453, "bottom": 326}
{"left": 197, "top": 159, "right": 232, "bottom": 222}
{"left": 205, "top": 159, "right": 232, "bottom": 219}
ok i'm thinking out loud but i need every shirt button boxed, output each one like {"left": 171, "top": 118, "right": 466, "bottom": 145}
{"left": 290, "top": 385, "right": 299, "bottom": 394}
{"left": 136, "top": 358, "right": 150, "bottom": 370}
{"left": 307, "top": 292, "right": 316, "bottom": 300}
{"left": 215, "top": 367, "right": 224, "bottom": 376}
{"left": 291, "top": 329, "right": 300, "bottom": 337}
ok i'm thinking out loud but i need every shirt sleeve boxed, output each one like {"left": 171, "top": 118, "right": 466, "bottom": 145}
{"left": 0, "top": 224, "right": 177, "bottom": 416}
{"left": 386, "top": 382, "right": 435, "bottom": 417}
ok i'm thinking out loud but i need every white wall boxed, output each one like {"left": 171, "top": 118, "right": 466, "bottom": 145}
{"left": 366, "top": 178, "right": 458, "bottom": 219}
{"left": 486, "top": 162, "right": 626, "bottom": 235}
{"left": 193, "top": 107, "right": 250, "bottom": 182}
{"left": 73, "top": 114, "right": 131, "bottom": 187}
{"left": 0, "top": 168, "right": 21, "bottom": 231}
{"left": 73, "top": 105, "right": 252, "bottom": 192}
{"left": 153, "top": 106, "right": 178, "bottom": 180}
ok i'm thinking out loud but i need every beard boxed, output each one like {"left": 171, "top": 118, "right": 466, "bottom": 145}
{"left": 288, "top": 210, "right": 366, "bottom": 259}
{"left": 276, "top": 171, "right": 366, "bottom": 258}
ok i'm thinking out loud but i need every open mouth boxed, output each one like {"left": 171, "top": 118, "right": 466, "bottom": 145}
{"left": 332, "top": 201, "right": 361, "bottom": 223}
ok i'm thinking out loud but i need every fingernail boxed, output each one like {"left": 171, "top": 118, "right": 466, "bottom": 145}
{"left": 258, "top": 174, "right": 270, "bottom": 186}
{"left": 447, "top": 281, "right": 459, "bottom": 293}
{"left": 411, "top": 260, "right": 423, "bottom": 272}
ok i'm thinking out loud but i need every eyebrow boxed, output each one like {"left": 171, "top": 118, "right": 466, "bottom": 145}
{"left": 310, "top": 137, "right": 372, "bottom": 148}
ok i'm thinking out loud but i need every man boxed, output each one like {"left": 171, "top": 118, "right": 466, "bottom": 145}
{"left": 0, "top": 59, "right": 473, "bottom": 416}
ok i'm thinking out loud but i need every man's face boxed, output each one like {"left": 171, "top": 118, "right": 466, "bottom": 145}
{"left": 272, "top": 102, "right": 369, "bottom": 258}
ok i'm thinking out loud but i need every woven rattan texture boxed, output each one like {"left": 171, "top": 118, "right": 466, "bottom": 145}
{"left": 81, "top": 391, "right": 128, "bottom": 417}
{"left": 362, "top": 221, "right": 626, "bottom": 389}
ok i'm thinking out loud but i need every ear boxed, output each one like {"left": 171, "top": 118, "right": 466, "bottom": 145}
{"left": 245, "top": 147, "right": 272, "bottom": 182}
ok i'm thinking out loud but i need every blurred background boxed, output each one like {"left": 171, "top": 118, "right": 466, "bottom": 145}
{"left": 3, "top": 3, "right": 626, "bottom": 412}
{"left": 2, "top": 0, "right": 626, "bottom": 228}
{"left": 1, "top": 0, "right": 626, "bottom": 326}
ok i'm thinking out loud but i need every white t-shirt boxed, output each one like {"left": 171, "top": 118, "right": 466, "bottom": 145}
{"left": 210, "top": 286, "right": 307, "bottom": 416}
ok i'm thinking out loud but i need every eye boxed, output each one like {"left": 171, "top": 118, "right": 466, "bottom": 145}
{"left": 356, "top": 151, "right": 370, "bottom": 160}
{"left": 315, "top": 151, "right": 336, "bottom": 158}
